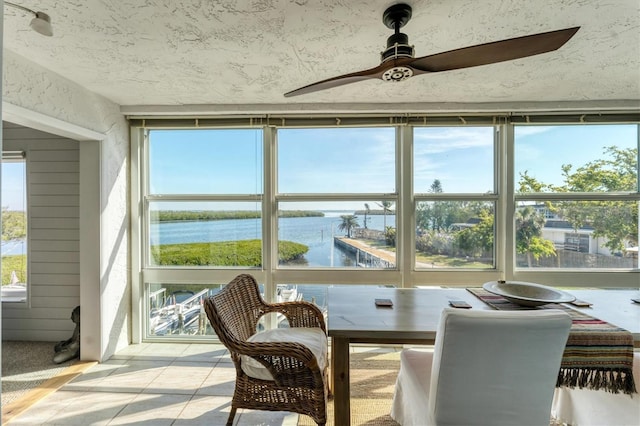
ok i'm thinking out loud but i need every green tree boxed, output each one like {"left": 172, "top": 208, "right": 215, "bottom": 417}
{"left": 417, "top": 180, "right": 482, "bottom": 232}
{"left": 416, "top": 180, "right": 447, "bottom": 231}
{"left": 377, "top": 201, "right": 394, "bottom": 230}
{"left": 363, "top": 203, "right": 370, "bottom": 229}
{"left": 455, "top": 210, "right": 494, "bottom": 258}
{"left": 384, "top": 226, "right": 396, "bottom": 246}
{"left": 338, "top": 215, "right": 359, "bottom": 238}
{"left": 430, "top": 179, "right": 443, "bottom": 193}
{"left": 516, "top": 206, "right": 556, "bottom": 266}
{"left": 556, "top": 146, "right": 637, "bottom": 252}
{"left": 428, "top": 180, "right": 448, "bottom": 231}
{"left": 518, "top": 146, "right": 638, "bottom": 253}
{"left": 518, "top": 171, "right": 551, "bottom": 193}
{"left": 1, "top": 208, "right": 27, "bottom": 241}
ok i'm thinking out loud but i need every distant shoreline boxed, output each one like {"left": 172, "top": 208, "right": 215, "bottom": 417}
{"left": 153, "top": 210, "right": 325, "bottom": 222}
{"left": 353, "top": 210, "right": 396, "bottom": 216}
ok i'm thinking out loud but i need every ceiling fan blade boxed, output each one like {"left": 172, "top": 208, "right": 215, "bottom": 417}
{"left": 284, "top": 63, "right": 388, "bottom": 97}
{"left": 409, "top": 27, "right": 580, "bottom": 73}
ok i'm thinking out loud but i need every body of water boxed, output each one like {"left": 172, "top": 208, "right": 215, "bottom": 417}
{"left": 1, "top": 239, "right": 26, "bottom": 256}
{"left": 4, "top": 213, "right": 397, "bottom": 309}
{"left": 151, "top": 212, "right": 396, "bottom": 268}
{"left": 151, "top": 212, "right": 396, "bottom": 309}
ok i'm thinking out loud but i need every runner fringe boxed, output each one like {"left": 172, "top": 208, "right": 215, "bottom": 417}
{"left": 557, "top": 367, "right": 637, "bottom": 395}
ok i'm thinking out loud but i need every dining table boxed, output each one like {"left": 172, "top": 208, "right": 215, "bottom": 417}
{"left": 326, "top": 286, "right": 640, "bottom": 426}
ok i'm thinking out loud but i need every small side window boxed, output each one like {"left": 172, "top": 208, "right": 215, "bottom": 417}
{"left": 2, "top": 151, "right": 27, "bottom": 303}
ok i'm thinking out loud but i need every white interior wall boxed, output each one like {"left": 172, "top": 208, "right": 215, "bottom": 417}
{"left": 2, "top": 50, "right": 130, "bottom": 361}
{"left": 2, "top": 122, "right": 80, "bottom": 341}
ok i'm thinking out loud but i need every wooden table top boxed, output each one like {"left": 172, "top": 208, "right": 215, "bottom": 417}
{"left": 327, "top": 287, "right": 640, "bottom": 343}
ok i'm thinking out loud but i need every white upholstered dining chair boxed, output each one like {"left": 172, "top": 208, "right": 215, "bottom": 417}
{"left": 391, "top": 308, "right": 572, "bottom": 426}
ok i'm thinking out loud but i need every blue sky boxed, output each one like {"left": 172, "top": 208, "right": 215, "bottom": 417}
{"left": 414, "top": 126, "right": 494, "bottom": 193}
{"left": 3, "top": 124, "right": 636, "bottom": 211}
{"left": 149, "top": 124, "right": 637, "bottom": 204}
{"left": 514, "top": 124, "right": 638, "bottom": 189}
{"left": 1, "top": 162, "right": 27, "bottom": 211}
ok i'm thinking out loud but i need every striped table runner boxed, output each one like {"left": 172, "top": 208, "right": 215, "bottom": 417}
{"left": 467, "top": 287, "right": 637, "bottom": 395}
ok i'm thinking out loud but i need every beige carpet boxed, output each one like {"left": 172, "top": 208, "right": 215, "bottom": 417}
{"left": 298, "top": 351, "right": 401, "bottom": 426}
{"left": 1, "top": 341, "right": 76, "bottom": 406}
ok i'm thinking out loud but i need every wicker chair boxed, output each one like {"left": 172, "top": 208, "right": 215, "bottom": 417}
{"left": 203, "top": 274, "right": 328, "bottom": 425}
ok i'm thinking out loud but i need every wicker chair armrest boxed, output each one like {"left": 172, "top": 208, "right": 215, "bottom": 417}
{"left": 263, "top": 301, "right": 327, "bottom": 332}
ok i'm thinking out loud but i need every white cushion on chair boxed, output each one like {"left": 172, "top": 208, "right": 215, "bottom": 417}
{"left": 241, "top": 327, "right": 328, "bottom": 381}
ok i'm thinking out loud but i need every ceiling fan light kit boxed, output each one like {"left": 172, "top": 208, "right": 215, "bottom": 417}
{"left": 4, "top": 1, "right": 53, "bottom": 36}
{"left": 30, "top": 11, "right": 53, "bottom": 36}
{"left": 284, "top": 3, "right": 579, "bottom": 97}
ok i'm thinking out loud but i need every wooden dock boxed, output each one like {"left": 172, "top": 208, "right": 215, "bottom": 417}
{"left": 334, "top": 237, "right": 395, "bottom": 268}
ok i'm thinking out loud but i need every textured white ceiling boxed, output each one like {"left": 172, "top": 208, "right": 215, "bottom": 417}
{"left": 3, "top": 0, "right": 640, "bottom": 108}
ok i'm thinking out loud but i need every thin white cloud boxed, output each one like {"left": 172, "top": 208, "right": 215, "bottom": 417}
{"left": 414, "top": 127, "right": 493, "bottom": 154}
{"left": 514, "top": 126, "right": 554, "bottom": 137}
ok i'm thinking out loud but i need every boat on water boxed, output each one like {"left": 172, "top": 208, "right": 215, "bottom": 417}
{"left": 150, "top": 284, "right": 303, "bottom": 336}
{"left": 276, "top": 284, "right": 302, "bottom": 303}
{"left": 261, "top": 284, "right": 304, "bottom": 329}
{"left": 149, "top": 289, "right": 208, "bottom": 336}
{"left": 1, "top": 271, "right": 27, "bottom": 303}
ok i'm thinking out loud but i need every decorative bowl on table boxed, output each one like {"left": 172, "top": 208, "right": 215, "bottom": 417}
{"left": 482, "top": 280, "right": 575, "bottom": 307}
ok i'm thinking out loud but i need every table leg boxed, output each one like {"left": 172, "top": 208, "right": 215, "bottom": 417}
{"left": 332, "top": 336, "right": 350, "bottom": 425}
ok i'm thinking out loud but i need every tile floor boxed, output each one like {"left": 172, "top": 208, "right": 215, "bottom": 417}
{"left": 8, "top": 343, "right": 302, "bottom": 426}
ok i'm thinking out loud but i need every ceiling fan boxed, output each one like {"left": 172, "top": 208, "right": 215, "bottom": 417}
{"left": 284, "top": 3, "right": 579, "bottom": 97}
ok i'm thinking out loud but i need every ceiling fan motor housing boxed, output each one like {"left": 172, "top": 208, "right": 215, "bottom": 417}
{"left": 381, "top": 32, "right": 415, "bottom": 62}
{"left": 380, "top": 3, "right": 415, "bottom": 63}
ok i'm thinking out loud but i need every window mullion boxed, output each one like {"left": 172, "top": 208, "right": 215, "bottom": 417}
{"left": 504, "top": 123, "right": 515, "bottom": 280}
{"left": 263, "top": 126, "right": 276, "bottom": 305}
{"left": 399, "top": 125, "right": 413, "bottom": 288}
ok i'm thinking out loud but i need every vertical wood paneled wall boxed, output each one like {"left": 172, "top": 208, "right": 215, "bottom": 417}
{"left": 2, "top": 122, "right": 80, "bottom": 341}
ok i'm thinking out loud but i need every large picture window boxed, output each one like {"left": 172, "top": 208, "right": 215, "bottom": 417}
{"left": 133, "top": 118, "right": 640, "bottom": 341}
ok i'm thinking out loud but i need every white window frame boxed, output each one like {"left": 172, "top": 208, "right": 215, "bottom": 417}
{"left": 1, "top": 151, "right": 28, "bottom": 304}
{"left": 511, "top": 122, "right": 640, "bottom": 286}
{"left": 129, "top": 115, "right": 640, "bottom": 343}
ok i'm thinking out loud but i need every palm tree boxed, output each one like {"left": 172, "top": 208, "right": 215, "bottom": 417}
{"left": 363, "top": 203, "right": 370, "bottom": 229}
{"left": 338, "top": 215, "right": 359, "bottom": 238}
{"left": 516, "top": 206, "right": 555, "bottom": 267}
{"left": 377, "top": 201, "right": 394, "bottom": 230}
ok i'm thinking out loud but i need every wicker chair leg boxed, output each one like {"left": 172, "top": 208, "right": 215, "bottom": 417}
{"left": 226, "top": 406, "right": 237, "bottom": 426}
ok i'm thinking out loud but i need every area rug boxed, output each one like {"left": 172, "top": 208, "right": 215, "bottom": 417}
{"left": 1, "top": 340, "right": 75, "bottom": 406}
{"left": 298, "top": 350, "right": 401, "bottom": 426}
